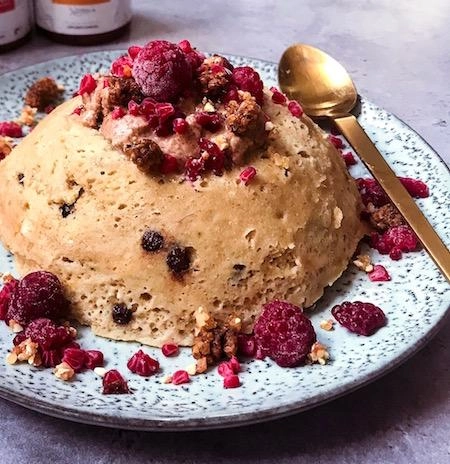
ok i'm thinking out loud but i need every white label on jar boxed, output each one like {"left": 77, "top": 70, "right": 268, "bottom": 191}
{"left": 0, "top": 0, "right": 32, "bottom": 46}
{"left": 35, "top": 0, "right": 132, "bottom": 35}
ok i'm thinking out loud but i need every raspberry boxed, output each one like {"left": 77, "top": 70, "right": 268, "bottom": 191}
{"left": 232, "top": 66, "right": 264, "bottom": 105}
{"left": 112, "top": 303, "right": 133, "bottom": 325}
{"left": 194, "top": 111, "right": 223, "bottom": 132}
{"left": 223, "top": 85, "right": 240, "bottom": 104}
{"left": 78, "top": 74, "right": 97, "bottom": 95}
{"left": 0, "top": 277, "right": 18, "bottom": 321}
{"left": 239, "top": 166, "right": 257, "bottom": 185}
{"left": 218, "top": 356, "right": 240, "bottom": 377}
{"left": 0, "top": 121, "right": 23, "bottom": 138}
{"left": 341, "top": 151, "right": 357, "bottom": 166}
{"left": 371, "top": 225, "right": 418, "bottom": 256}
{"left": 178, "top": 39, "right": 205, "bottom": 72}
{"left": 270, "top": 87, "right": 287, "bottom": 105}
{"left": 171, "top": 370, "right": 190, "bottom": 385}
{"left": 85, "top": 350, "right": 104, "bottom": 369}
{"left": 254, "top": 300, "right": 316, "bottom": 367}
{"left": 127, "top": 349, "right": 160, "bottom": 376}
{"left": 331, "top": 301, "right": 386, "bottom": 336}
{"left": 25, "top": 318, "right": 73, "bottom": 350}
{"left": 223, "top": 375, "right": 240, "bottom": 388}
{"left": 288, "top": 100, "right": 303, "bottom": 118}
{"left": 111, "top": 106, "right": 127, "bottom": 119}
{"left": 162, "top": 343, "right": 179, "bottom": 357}
{"left": 133, "top": 40, "right": 192, "bottom": 102}
{"left": 328, "top": 135, "right": 345, "bottom": 149}
{"left": 173, "top": 117, "right": 188, "bottom": 134}
{"left": 389, "top": 247, "right": 402, "bottom": 260}
{"left": 237, "top": 333, "right": 256, "bottom": 357}
{"left": 356, "top": 178, "right": 390, "bottom": 207}
{"left": 111, "top": 55, "right": 133, "bottom": 78}
{"left": 368, "top": 264, "right": 391, "bottom": 282}
{"left": 166, "top": 246, "right": 191, "bottom": 274}
{"left": 160, "top": 153, "right": 179, "bottom": 174}
{"left": 62, "top": 348, "right": 87, "bottom": 372}
{"left": 102, "top": 369, "right": 130, "bottom": 394}
{"left": 141, "top": 229, "right": 165, "bottom": 252}
{"left": 6, "top": 271, "right": 68, "bottom": 325}
{"left": 398, "top": 177, "right": 430, "bottom": 198}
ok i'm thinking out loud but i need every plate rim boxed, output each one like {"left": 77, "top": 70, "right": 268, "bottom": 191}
{"left": 0, "top": 51, "right": 449, "bottom": 431}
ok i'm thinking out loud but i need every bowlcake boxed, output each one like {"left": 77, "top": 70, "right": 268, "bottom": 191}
{"left": 0, "top": 40, "right": 364, "bottom": 346}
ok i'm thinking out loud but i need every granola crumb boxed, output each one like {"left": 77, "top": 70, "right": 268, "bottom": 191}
{"left": 195, "top": 356, "right": 208, "bottom": 374}
{"left": 17, "top": 106, "right": 37, "bottom": 126}
{"left": 54, "top": 362, "right": 75, "bottom": 381}
{"left": 319, "top": 319, "right": 334, "bottom": 331}
{"left": 308, "top": 342, "right": 330, "bottom": 365}
{"left": 353, "top": 254, "right": 374, "bottom": 273}
{"left": 24, "top": 77, "right": 64, "bottom": 111}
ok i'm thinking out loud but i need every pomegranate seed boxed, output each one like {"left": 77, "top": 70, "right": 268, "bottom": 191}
{"left": 62, "top": 348, "right": 87, "bottom": 372}
{"left": 84, "top": 350, "right": 104, "bottom": 369}
{"left": 389, "top": 247, "right": 402, "bottom": 260}
{"left": 111, "top": 106, "right": 127, "bottom": 119}
{"left": 173, "top": 117, "right": 188, "bottom": 134}
{"left": 13, "top": 331, "right": 27, "bottom": 346}
{"left": 140, "top": 97, "right": 156, "bottom": 117}
{"left": 78, "top": 74, "right": 97, "bottom": 95}
{"left": 357, "top": 178, "right": 390, "bottom": 207}
{"left": 111, "top": 55, "right": 133, "bottom": 78}
{"left": 155, "top": 102, "right": 175, "bottom": 122}
{"left": 332, "top": 301, "right": 386, "bottom": 336}
{"left": 162, "top": 343, "right": 179, "bottom": 357}
{"left": 328, "top": 134, "right": 345, "bottom": 149}
{"left": 198, "top": 138, "right": 225, "bottom": 174}
{"left": 128, "top": 45, "right": 142, "bottom": 60}
{"left": 237, "top": 333, "right": 256, "bottom": 357}
{"left": 218, "top": 362, "right": 235, "bottom": 377}
{"left": 239, "top": 166, "right": 257, "bottom": 185}
{"left": 160, "top": 153, "right": 179, "bottom": 174}
{"left": 102, "top": 369, "right": 130, "bottom": 394}
{"left": 341, "top": 151, "right": 357, "bottom": 166}
{"left": 288, "top": 100, "right": 303, "bottom": 118}
{"left": 398, "top": 177, "right": 430, "bottom": 198}
{"left": 41, "top": 349, "right": 62, "bottom": 368}
{"left": 228, "top": 356, "right": 240, "bottom": 373}
{"left": 103, "top": 79, "right": 110, "bottom": 88}
{"left": 178, "top": 39, "right": 193, "bottom": 53}
{"left": 0, "top": 121, "right": 23, "bottom": 138}
{"left": 128, "top": 100, "right": 140, "bottom": 116}
{"left": 194, "top": 111, "right": 223, "bottom": 132}
{"left": 171, "top": 370, "right": 190, "bottom": 385}
{"left": 223, "top": 375, "right": 240, "bottom": 389}
{"left": 368, "top": 264, "right": 391, "bottom": 282}
{"left": 270, "top": 86, "right": 287, "bottom": 104}
{"left": 72, "top": 106, "right": 83, "bottom": 115}
{"left": 127, "top": 349, "right": 160, "bottom": 376}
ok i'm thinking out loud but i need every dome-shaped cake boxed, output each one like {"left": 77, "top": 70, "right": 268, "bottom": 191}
{"left": 0, "top": 41, "right": 364, "bottom": 346}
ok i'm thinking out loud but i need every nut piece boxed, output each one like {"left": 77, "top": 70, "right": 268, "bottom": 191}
{"left": 185, "top": 363, "right": 197, "bottom": 376}
{"left": 308, "top": 342, "right": 330, "bottom": 365}
{"left": 353, "top": 254, "right": 374, "bottom": 273}
{"left": 54, "top": 362, "right": 75, "bottom": 381}
{"left": 17, "top": 106, "right": 37, "bottom": 126}
{"left": 122, "top": 137, "right": 164, "bottom": 173}
{"left": 94, "top": 367, "right": 107, "bottom": 378}
{"left": 319, "top": 319, "right": 334, "bottom": 331}
{"left": 7, "top": 338, "right": 42, "bottom": 367}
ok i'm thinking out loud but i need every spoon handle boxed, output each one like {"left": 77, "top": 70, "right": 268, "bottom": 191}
{"left": 334, "top": 114, "right": 450, "bottom": 282}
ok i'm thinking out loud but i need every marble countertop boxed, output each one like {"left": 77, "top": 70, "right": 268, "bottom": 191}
{"left": 1, "top": 1, "right": 449, "bottom": 463}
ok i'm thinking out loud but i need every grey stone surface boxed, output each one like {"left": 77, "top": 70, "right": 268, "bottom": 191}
{"left": 0, "top": 0, "right": 449, "bottom": 462}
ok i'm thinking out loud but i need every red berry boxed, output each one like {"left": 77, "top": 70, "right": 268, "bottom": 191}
{"left": 223, "top": 374, "right": 240, "bottom": 389}
{"left": 62, "top": 348, "right": 86, "bottom": 372}
{"left": 25, "top": 318, "right": 73, "bottom": 350}
{"left": 161, "top": 343, "right": 179, "bottom": 357}
{"left": 178, "top": 39, "right": 205, "bottom": 71}
{"left": 102, "top": 369, "right": 130, "bottom": 394}
{"left": 288, "top": 100, "right": 304, "bottom": 118}
{"left": 341, "top": 151, "right": 357, "bottom": 166}
{"left": 84, "top": 350, "right": 104, "bottom": 369}
{"left": 254, "top": 300, "right": 316, "bottom": 367}
{"left": 171, "top": 370, "right": 190, "bottom": 385}
{"left": 368, "top": 264, "right": 391, "bottom": 282}
{"left": 223, "top": 85, "right": 240, "bottom": 104}
{"left": 239, "top": 166, "right": 257, "bottom": 185}
{"left": 218, "top": 361, "right": 235, "bottom": 378}
{"left": 196, "top": 138, "right": 226, "bottom": 175}
{"left": 332, "top": 301, "right": 386, "bottom": 336}
{"left": 13, "top": 331, "right": 27, "bottom": 346}
{"left": 127, "top": 349, "right": 160, "bottom": 376}
{"left": 237, "top": 333, "right": 256, "bottom": 357}
{"left": 133, "top": 40, "right": 192, "bottom": 102}
{"left": 398, "top": 177, "right": 429, "bottom": 198}
{"left": 111, "top": 55, "right": 133, "bottom": 78}
{"left": 72, "top": 106, "right": 83, "bottom": 116}
{"left": 41, "top": 349, "right": 62, "bottom": 368}
{"left": 194, "top": 111, "right": 223, "bottom": 132}
{"left": 228, "top": 356, "right": 240, "bottom": 373}
{"left": 128, "top": 100, "right": 140, "bottom": 116}
{"left": 270, "top": 87, "right": 287, "bottom": 105}
{"left": 328, "top": 134, "right": 345, "bottom": 149}
{"left": 6, "top": 271, "right": 68, "bottom": 325}
{"left": 371, "top": 225, "right": 418, "bottom": 256}
{"left": 128, "top": 45, "right": 142, "bottom": 60}
{"left": 0, "top": 277, "right": 18, "bottom": 321}
{"left": 232, "top": 66, "right": 264, "bottom": 105}
{"left": 356, "top": 178, "right": 390, "bottom": 207}
{"left": 160, "top": 153, "right": 179, "bottom": 175}
{"left": 389, "top": 247, "right": 402, "bottom": 260}
{"left": 0, "top": 121, "right": 23, "bottom": 138}
{"left": 111, "top": 106, "right": 127, "bottom": 119}
{"left": 78, "top": 74, "right": 97, "bottom": 95}
{"left": 173, "top": 117, "right": 188, "bottom": 134}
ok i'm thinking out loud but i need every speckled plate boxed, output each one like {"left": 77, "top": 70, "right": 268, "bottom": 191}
{"left": 0, "top": 52, "right": 449, "bottom": 431}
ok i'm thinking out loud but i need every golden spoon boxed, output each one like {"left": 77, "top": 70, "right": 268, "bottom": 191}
{"left": 279, "top": 43, "right": 450, "bottom": 282}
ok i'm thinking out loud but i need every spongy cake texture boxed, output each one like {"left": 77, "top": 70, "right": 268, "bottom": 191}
{"left": 0, "top": 95, "right": 364, "bottom": 346}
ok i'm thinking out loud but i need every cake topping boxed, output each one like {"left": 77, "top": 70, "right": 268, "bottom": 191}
{"left": 102, "top": 369, "right": 130, "bottom": 394}
{"left": 112, "top": 303, "right": 133, "bottom": 325}
{"left": 127, "top": 349, "right": 160, "bottom": 376}
{"left": 166, "top": 246, "right": 191, "bottom": 274}
{"left": 331, "top": 301, "right": 386, "bottom": 336}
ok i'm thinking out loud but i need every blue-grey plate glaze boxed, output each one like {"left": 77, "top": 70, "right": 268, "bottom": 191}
{"left": 0, "top": 52, "right": 449, "bottom": 431}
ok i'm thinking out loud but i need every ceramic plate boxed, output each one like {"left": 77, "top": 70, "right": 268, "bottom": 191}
{"left": 0, "top": 52, "right": 449, "bottom": 431}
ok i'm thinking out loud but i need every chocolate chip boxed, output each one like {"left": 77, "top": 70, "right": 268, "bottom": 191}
{"left": 112, "top": 303, "right": 133, "bottom": 325}
{"left": 17, "top": 173, "right": 24, "bottom": 185}
{"left": 141, "top": 229, "right": 164, "bottom": 252}
{"left": 60, "top": 203, "right": 74, "bottom": 218}
{"left": 166, "top": 246, "right": 191, "bottom": 274}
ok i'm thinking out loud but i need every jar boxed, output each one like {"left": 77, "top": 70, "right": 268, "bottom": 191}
{"left": 35, "top": 0, "right": 132, "bottom": 46}
{"left": 0, "top": 0, "right": 33, "bottom": 53}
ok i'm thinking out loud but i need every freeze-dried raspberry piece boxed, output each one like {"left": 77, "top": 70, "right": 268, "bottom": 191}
{"left": 62, "top": 348, "right": 86, "bottom": 372}
{"left": 84, "top": 350, "right": 104, "bottom": 369}
{"left": 356, "top": 178, "right": 390, "bottom": 207}
{"left": 371, "top": 225, "right": 419, "bottom": 255}
{"left": 78, "top": 74, "right": 97, "bottom": 95}
{"left": 102, "top": 370, "right": 130, "bottom": 394}
{"left": 254, "top": 300, "right": 316, "bottom": 367}
{"left": 132, "top": 40, "right": 192, "bottom": 102}
{"left": 25, "top": 318, "right": 73, "bottom": 350}
{"left": 232, "top": 66, "right": 264, "bottom": 105}
{"left": 0, "top": 277, "right": 18, "bottom": 321}
{"left": 332, "top": 301, "right": 386, "bottom": 336}
{"left": 127, "top": 349, "right": 160, "bottom": 376}
{"left": 398, "top": 177, "right": 429, "bottom": 198}
{"left": 0, "top": 121, "right": 23, "bottom": 138}
{"left": 368, "top": 264, "right": 391, "bottom": 282}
